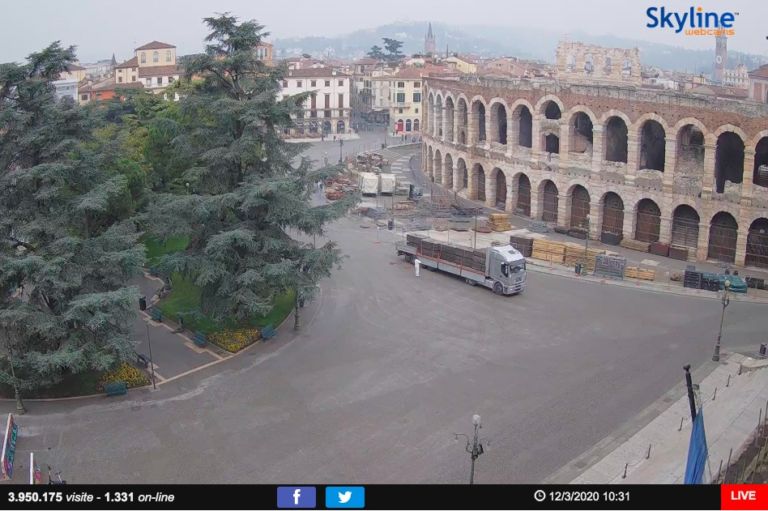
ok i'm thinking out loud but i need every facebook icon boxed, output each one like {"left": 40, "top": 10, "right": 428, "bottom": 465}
{"left": 277, "top": 487, "right": 316, "bottom": 509}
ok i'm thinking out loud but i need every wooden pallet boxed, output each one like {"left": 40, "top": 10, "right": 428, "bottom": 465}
{"left": 625, "top": 266, "right": 656, "bottom": 281}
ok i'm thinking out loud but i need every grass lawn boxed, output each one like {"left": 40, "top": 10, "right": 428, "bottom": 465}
{"left": 0, "top": 370, "right": 104, "bottom": 399}
{"left": 156, "top": 273, "right": 296, "bottom": 334}
{"left": 144, "top": 235, "right": 190, "bottom": 267}
{"left": 144, "top": 236, "right": 296, "bottom": 335}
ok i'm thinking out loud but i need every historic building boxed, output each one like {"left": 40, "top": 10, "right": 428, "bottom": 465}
{"left": 424, "top": 22, "right": 436, "bottom": 55}
{"left": 279, "top": 67, "right": 351, "bottom": 137}
{"left": 422, "top": 75, "right": 768, "bottom": 267}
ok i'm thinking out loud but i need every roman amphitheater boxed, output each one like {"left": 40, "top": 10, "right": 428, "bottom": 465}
{"left": 421, "top": 76, "right": 768, "bottom": 267}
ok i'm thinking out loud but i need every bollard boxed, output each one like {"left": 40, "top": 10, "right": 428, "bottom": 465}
{"left": 646, "top": 444, "right": 652, "bottom": 460}
{"left": 726, "top": 448, "right": 733, "bottom": 481}
{"left": 622, "top": 463, "right": 628, "bottom": 479}
{"left": 739, "top": 364, "right": 743, "bottom": 375}
{"left": 712, "top": 387, "right": 718, "bottom": 401}
{"left": 678, "top": 417, "right": 684, "bottom": 431}
{"left": 727, "top": 374, "right": 731, "bottom": 387}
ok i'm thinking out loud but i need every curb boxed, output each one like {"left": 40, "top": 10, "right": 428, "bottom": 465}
{"left": 526, "top": 261, "right": 768, "bottom": 303}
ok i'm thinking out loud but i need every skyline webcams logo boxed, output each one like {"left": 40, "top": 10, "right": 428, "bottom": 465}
{"left": 646, "top": 6, "right": 737, "bottom": 36}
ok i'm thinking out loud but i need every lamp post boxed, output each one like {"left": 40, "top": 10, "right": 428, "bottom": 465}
{"left": 712, "top": 279, "right": 731, "bottom": 362}
{"left": 339, "top": 138, "right": 344, "bottom": 164}
{"left": 139, "top": 297, "right": 157, "bottom": 390}
{"left": 584, "top": 214, "right": 591, "bottom": 253}
{"left": 454, "top": 414, "right": 486, "bottom": 485}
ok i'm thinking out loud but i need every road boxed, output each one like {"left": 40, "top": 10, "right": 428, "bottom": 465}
{"left": 4, "top": 136, "right": 766, "bottom": 484}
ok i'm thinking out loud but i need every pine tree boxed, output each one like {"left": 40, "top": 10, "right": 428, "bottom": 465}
{"left": 147, "top": 14, "right": 355, "bottom": 328}
{"left": 0, "top": 43, "right": 145, "bottom": 392}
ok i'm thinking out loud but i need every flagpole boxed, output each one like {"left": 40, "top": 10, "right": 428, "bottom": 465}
{"left": 684, "top": 364, "right": 697, "bottom": 422}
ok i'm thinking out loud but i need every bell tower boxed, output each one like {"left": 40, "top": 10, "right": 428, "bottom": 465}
{"left": 714, "top": 35, "right": 727, "bottom": 83}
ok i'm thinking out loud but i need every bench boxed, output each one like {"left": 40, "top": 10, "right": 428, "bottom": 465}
{"left": 150, "top": 308, "right": 163, "bottom": 322}
{"left": 105, "top": 381, "right": 128, "bottom": 397}
{"left": 136, "top": 353, "right": 150, "bottom": 369}
{"left": 193, "top": 331, "right": 207, "bottom": 348}
{"left": 260, "top": 324, "right": 277, "bottom": 341}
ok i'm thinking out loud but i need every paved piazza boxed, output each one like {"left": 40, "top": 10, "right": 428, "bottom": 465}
{"left": 5, "top": 208, "right": 766, "bottom": 484}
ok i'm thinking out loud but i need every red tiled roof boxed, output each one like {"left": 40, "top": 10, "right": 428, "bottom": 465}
{"left": 286, "top": 68, "right": 349, "bottom": 78}
{"left": 135, "top": 41, "right": 176, "bottom": 51}
{"left": 80, "top": 78, "right": 144, "bottom": 93}
{"left": 115, "top": 56, "right": 138, "bottom": 69}
{"left": 138, "top": 65, "right": 182, "bottom": 78}
{"left": 66, "top": 63, "right": 86, "bottom": 71}
{"left": 393, "top": 65, "right": 451, "bottom": 79}
{"left": 354, "top": 57, "right": 379, "bottom": 65}
{"left": 749, "top": 64, "right": 768, "bottom": 80}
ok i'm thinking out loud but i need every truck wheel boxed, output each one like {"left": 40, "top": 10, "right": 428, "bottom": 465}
{"left": 465, "top": 278, "right": 476, "bottom": 286}
{"left": 493, "top": 282, "right": 503, "bottom": 295}
{"left": 405, "top": 254, "right": 413, "bottom": 263}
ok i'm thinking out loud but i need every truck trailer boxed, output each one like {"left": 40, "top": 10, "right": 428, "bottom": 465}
{"left": 396, "top": 234, "right": 527, "bottom": 295}
{"left": 379, "top": 173, "right": 396, "bottom": 195}
{"left": 358, "top": 172, "right": 379, "bottom": 195}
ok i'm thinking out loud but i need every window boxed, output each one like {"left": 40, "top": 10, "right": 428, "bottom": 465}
{"left": 166, "top": 50, "right": 171, "bottom": 62}
{"left": 158, "top": 76, "right": 164, "bottom": 85}
{"left": 414, "top": 81, "right": 420, "bottom": 88}
{"left": 338, "top": 80, "right": 343, "bottom": 86}
{"left": 311, "top": 80, "right": 316, "bottom": 87}
{"left": 131, "top": 75, "right": 136, "bottom": 82}
{"left": 324, "top": 110, "right": 331, "bottom": 118}
{"left": 153, "top": 51, "right": 159, "bottom": 63}
{"left": 338, "top": 93, "right": 344, "bottom": 108}
{"left": 324, "top": 93, "right": 330, "bottom": 108}
{"left": 282, "top": 80, "right": 288, "bottom": 88}
{"left": 81, "top": 94, "right": 88, "bottom": 101}
{"left": 415, "top": 108, "right": 419, "bottom": 114}
{"left": 398, "top": 108, "right": 403, "bottom": 114}
{"left": 297, "top": 80, "right": 303, "bottom": 87}
{"left": 146, "top": 78, "right": 151, "bottom": 86}
{"left": 325, "top": 80, "right": 330, "bottom": 86}
{"left": 396, "top": 92, "right": 405, "bottom": 103}
{"left": 118, "top": 76, "right": 123, "bottom": 83}
{"left": 141, "top": 52, "right": 146, "bottom": 64}
{"left": 169, "top": 77, "right": 174, "bottom": 83}
{"left": 397, "top": 81, "right": 405, "bottom": 88}
{"left": 413, "top": 92, "right": 421, "bottom": 103}
{"left": 132, "top": 67, "right": 137, "bottom": 72}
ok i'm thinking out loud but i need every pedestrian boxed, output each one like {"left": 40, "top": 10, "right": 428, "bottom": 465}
{"left": 414, "top": 257, "right": 421, "bottom": 277}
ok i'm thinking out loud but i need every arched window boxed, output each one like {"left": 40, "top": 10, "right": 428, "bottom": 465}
{"left": 405, "top": 119, "right": 412, "bottom": 132}
{"left": 153, "top": 51, "right": 159, "bottom": 63}
{"left": 166, "top": 50, "right": 172, "bottom": 62}
{"left": 584, "top": 54, "right": 594, "bottom": 74}
{"left": 413, "top": 119, "right": 420, "bottom": 131}
{"left": 141, "top": 52, "right": 146, "bottom": 64}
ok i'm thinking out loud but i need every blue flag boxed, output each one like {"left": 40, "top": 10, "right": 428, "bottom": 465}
{"left": 684, "top": 408, "right": 708, "bottom": 484}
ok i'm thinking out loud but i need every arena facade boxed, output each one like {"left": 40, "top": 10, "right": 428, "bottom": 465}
{"left": 422, "top": 76, "right": 768, "bottom": 267}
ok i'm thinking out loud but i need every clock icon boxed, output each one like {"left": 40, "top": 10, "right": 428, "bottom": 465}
{"left": 716, "top": 55, "right": 723, "bottom": 64}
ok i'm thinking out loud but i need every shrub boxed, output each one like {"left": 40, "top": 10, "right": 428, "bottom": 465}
{"left": 99, "top": 363, "right": 150, "bottom": 390}
{"left": 208, "top": 328, "right": 261, "bottom": 353}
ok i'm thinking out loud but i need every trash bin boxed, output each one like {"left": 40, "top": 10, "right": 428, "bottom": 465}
{"left": 387, "top": 219, "right": 394, "bottom": 230}
{"left": 761, "top": 343, "right": 767, "bottom": 358}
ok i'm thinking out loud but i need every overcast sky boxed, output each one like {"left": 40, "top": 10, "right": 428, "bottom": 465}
{"left": 1, "top": 0, "right": 766, "bottom": 63}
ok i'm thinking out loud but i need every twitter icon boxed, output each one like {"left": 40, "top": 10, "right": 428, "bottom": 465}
{"left": 325, "top": 486, "right": 365, "bottom": 508}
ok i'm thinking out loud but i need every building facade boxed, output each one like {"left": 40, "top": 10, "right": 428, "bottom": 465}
{"left": 422, "top": 76, "right": 768, "bottom": 267}
{"left": 748, "top": 65, "right": 768, "bottom": 103}
{"left": 115, "top": 41, "right": 181, "bottom": 92}
{"left": 723, "top": 64, "right": 749, "bottom": 89}
{"left": 389, "top": 68, "right": 424, "bottom": 134}
{"left": 556, "top": 42, "right": 641, "bottom": 86}
{"left": 279, "top": 68, "right": 351, "bottom": 137}
{"left": 52, "top": 79, "right": 78, "bottom": 102}
{"left": 255, "top": 42, "right": 274, "bottom": 66}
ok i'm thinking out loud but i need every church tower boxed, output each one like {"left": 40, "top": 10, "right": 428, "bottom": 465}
{"left": 714, "top": 35, "right": 727, "bottom": 83}
{"left": 424, "top": 22, "right": 436, "bottom": 55}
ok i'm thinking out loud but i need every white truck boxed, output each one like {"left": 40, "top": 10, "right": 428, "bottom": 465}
{"left": 379, "top": 173, "right": 396, "bottom": 195}
{"left": 396, "top": 234, "right": 527, "bottom": 295}
{"left": 358, "top": 172, "right": 379, "bottom": 195}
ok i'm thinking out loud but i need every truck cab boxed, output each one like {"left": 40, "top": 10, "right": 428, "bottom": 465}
{"left": 486, "top": 245, "right": 526, "bottom": 295}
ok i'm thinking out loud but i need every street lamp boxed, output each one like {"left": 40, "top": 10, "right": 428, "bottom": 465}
{"left": 584, "top": 214, "right": 591, "bottom": 253}
{"left": 338, "top": 138, "right": 344, "bottom": 164}
{"left": 712, "top": 279, "right": 731, "bottom": 362}
{"left": 454, "top": 414, "right": 486, "bottom": 485}
{"left": 139, "top": 297, "right": 157, "bottom": 390}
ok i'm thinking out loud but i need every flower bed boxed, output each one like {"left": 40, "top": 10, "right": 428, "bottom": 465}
{"left": 208, "top": 328, "right": 261, "bottom": 353}
{"left": 98, "top": 363, "right": 150, "bottom": 391}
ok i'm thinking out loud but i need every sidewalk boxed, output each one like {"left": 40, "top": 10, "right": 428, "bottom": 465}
{"left": 547, "top": 354, "right": 768, "bottom": 484}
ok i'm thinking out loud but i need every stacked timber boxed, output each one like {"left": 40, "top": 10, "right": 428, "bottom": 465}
{"left": 473, "top": 217, "right": 493, "bottom": 233}
{"left": 564, "top": 243, "right": 603, "bottom": 272}
{"left": 531, "top": 239, "right": 566, "bottom": 264}
{"left": 625, "top": 266, "right": 656, "bottom": 281}
{"left": 488, "top": 213, "right": 512, "bottom": 232}
{"left": 620, "top": 238, "right": 650, "bottom": 253}
{"left": 668, "top": 245, "right": 689, "bottom": 261}
{"left": 649, "top": 242, "right": 670, "bottom": 257}
{"left": 509, "top": 236, "right": 534, "bottom": 257}
{"left": 437, "top": 243, "right": 487, "bottom": 272}
{"left": 432, "top": 218, "right": 450, "bottom": 231}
